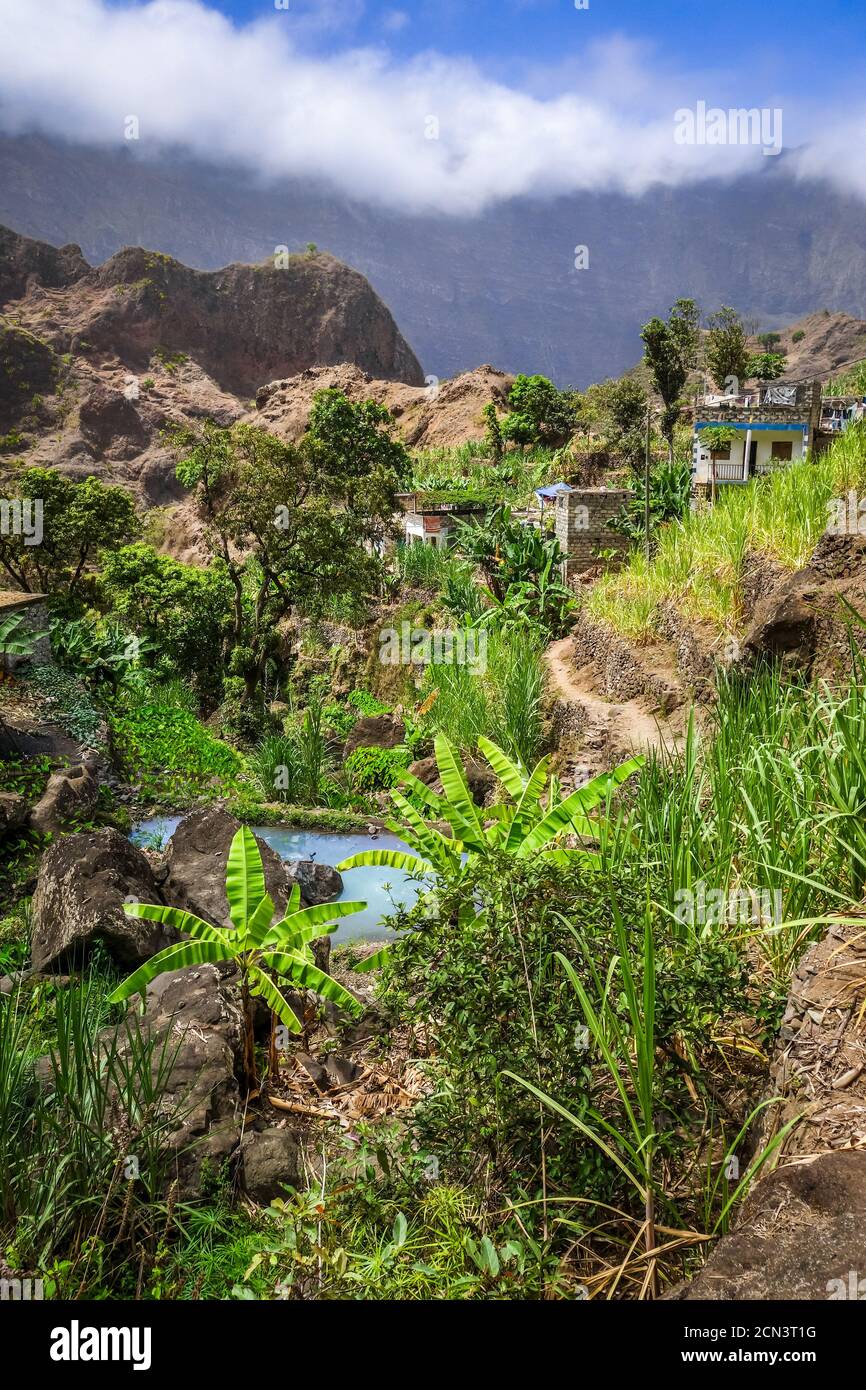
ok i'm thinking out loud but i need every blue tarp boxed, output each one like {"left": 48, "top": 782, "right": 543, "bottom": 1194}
{"left": 535, "top": 482, "right": 571, "bottom": 502}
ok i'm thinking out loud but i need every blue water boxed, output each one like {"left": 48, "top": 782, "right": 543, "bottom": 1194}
{"left": 131, "top": 818, "right": 422, "bottom": 942}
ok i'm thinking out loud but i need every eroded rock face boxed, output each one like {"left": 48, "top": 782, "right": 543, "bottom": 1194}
{"left": 29, "top": 762, "right": 98, "bottom": 834}
{"left": 101, "top": 962, "right": 245, "bottom": 1200}
{"left": 30, "top": 828, "right": 174, "bottom": 971}
{"left": 743, "top": 573, "right": 820, "bottom": 672}
{"left": 668, "top": 1151, "right": 866, "bottom": 1301}
{"left": 239, "top": 1128, "right": 302, "bottom": 1205}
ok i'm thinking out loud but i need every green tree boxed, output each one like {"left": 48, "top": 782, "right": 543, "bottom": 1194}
{"left": 501, "top": 375, "right": 579, "bottom": 448}
{"left": 108, "top": 826, "right": 365, "bottom": 1093}
{"left": 580, "top": 376, "right": 648, "bottom": 467}
{"left": 640, "top": 299, "right": 700, "bottom": 457}
{"left": 0, "top": 469, "right": 139, "bottom": 596}
{"left": 305, "top": 388, "right": 411, "bottom": 486}
{"left": 173, "top": 414, "right": 402, "bottom": 704}
{"left": 747, "top": 352, "right": 787, "bottom": 382}
{"left": 100, "top": 543, "right": 233, "bottom": 705}
{"left": 705, "top": 307, "right": 750, "bottom": 392}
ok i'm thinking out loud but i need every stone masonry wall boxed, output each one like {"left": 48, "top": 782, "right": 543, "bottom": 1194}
{"left": 555, "top": 487, "right": 633, "bottom": 580}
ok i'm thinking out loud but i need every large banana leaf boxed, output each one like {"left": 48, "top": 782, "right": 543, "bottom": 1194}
{"left": 337, "top": 848, "right": 432, "bottom": 875}
{"left": 516, "top": 757, "right": 644, "bottom": 858}
{"left": 434, "top": 734, "right": 483, "bottom": 843}
{"left": 505, "top": 756, "right": 553, "bottom": 852}
{"left": 107, "top": 939, "right": 226, "bottom": 1004}
{"left": 262, "top": 953, "right": 363, "bottom": 1016}
{"left": 123, "top": 900, "right": 232, "bottom": 945}
{"left": 353, "top": 943, "right": 394, "bottom": 973}
{"left": 477, "top": 736, "right": 527, "bottom": 799}
{"left": 242, "top": 892, "right": 276, "bottom": 947}
{"left": 225, "top": 826, "right": 266, "bottom": 931}
{"left": 260, "top": 900, "right": 367, "bottom": 949}
{"left": 247, "top": 965, "right": 302, "bottom": 1033}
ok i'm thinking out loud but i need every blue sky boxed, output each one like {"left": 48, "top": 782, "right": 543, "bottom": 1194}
{"left": 3, "top": 0, "right": 865, "bottom": 213}
{"left": 209, "top": 0, "right": 865, "bottom": 102}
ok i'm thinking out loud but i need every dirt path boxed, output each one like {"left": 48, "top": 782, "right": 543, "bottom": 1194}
{"left": 545, "top": 637, "right": 683, "bottom": 768}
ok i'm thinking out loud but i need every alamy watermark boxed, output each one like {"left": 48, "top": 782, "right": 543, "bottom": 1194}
{"left": 674, "top": 102, "right": 782, "bottom": 157}
{"left": 674, "top": 883, "right": 783, "bottom": 929}
{"left": 0, "top": 497, "right": 43, "bottom": 545}
{"left": 379, "top": 622, "right": 487, "bottom": 674}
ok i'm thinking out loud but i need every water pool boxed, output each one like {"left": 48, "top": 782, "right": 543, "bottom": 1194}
{"left": 131, "top": 818, "right": 422, "bottom": 942}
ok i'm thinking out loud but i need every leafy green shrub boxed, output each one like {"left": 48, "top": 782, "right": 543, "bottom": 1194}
{"left": 345, "top": 744, "right": 411, "bottom": 791}
{"left": 0, "top": 754, "right": 51, "bottom": 800}
{"left": 25, "top": 664, "right": 103, "bottom": 745}
{"left": 108, "top": 682, "right": 243, "bottom": 804}
{"left": 347, "top": 689, "right": 392, "bottom": 716}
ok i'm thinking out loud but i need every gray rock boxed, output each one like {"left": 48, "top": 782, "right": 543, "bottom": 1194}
{"left": 240, "top": 1127, "right": 302, "bottom": 1204}
{"left": 344, "top": 713, "right": 405, "bottom": 756}
{"left": 30, "top": 828, "right": 174, "bottom": 971}
{"left": 29, "top": 762, "right": 98, "bottom": 834}
{"left": 111, "top": 962, "right": 244, "bottom": 1200}
{"left": 0, "top": 791, "right": 28, "bottom": 835}
{"left": 287, "top": 858, "right": 342, "bottom": 905}
{"left": 666, "top": 1151, "right": 866, "bottom": 1300}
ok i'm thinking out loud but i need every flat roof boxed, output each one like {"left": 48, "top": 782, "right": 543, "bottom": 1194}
{"left": 0, "top": 590, "right": 47, "bottom": 612}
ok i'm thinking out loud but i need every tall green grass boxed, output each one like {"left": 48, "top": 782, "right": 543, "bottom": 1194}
{"left": 588, "top": 425, "right": 866, "bottom": 641}
{"left": 603, "top": 654, "right": 866, "bottom": 976}
{"left": 419, "top": 629, "right": 545, "bottom": 769}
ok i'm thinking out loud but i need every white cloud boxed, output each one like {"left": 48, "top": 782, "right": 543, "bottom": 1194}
{"left": 0, "top": 0, "right": 856, "bottom": 214}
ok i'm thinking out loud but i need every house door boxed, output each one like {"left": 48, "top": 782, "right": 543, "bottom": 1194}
{"left": 746, "top": 440, "right": 758, "bottom": 475}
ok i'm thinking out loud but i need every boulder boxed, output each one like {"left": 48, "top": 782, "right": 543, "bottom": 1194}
{"left": 0, "top": 791, "right": 28, "bottom": 835}
{"left": 30, "top": 828, "right": 174, "bottom": 971}
{"left": 344, "top": 713, "right": 405, "bottom": 756}
{"left": 666, "top": 1151, "right": 866, "bottom": 1300}
{"left": 78, "top": 383, "right": 147, "bottom": 453}
{"left": 29, "top": 762, "right": 98, "bottom": 834}
{"left": 742, "top": 572, "right": 819, "bottom": 673}
{"left": 104, "top": 963, "right": 244, "bottom": 1200}
{"left": 288, "top": 858, "right": 342, "bottom": 905}
{"left": 164, "top": 805, "right": 296, "bottom": 927}
{"left": 240, "top": 1128, "right": 302, "bottom": 1204}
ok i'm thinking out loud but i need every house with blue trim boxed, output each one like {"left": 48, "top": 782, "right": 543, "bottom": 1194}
{"left": 692, "top": 380, "right": 823, "bottom": 500}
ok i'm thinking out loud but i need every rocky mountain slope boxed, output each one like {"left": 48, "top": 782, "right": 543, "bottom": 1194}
{"left": 4, "top": 134, "right": 866, "bottom": 386}
{"left": 0, "top": 223, "right": 427, "bottom": 504}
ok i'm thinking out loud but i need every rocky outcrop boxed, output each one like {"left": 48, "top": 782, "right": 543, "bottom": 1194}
{"left": 0, "top": 225, "right": 423, "bottom": 400}
{"left": 30, "top": 828, "right": 174, "bottom": 971}
{"left": 668, "top": 908, "right": 866, "bottom": 1300}
{"left": 742, "top": 530, "right": 866, "bottom": 681}
{"left": 29, "top": 761, "right": 98, "bottom": 834}
{"left": 344, "top": 714, "right": 406, "bottom": 756}
{"left": 101, "top": 962, "right": 245, "bottom": 1200}
{"left": 239, "top": 1128, "right": 302, "bottom": 1205}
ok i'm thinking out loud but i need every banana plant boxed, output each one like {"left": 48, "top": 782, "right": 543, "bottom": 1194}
{"left": 108, "top": 826, "right": 366, "bottom": 1092}
{"left": 338, "top": 733, "right": 643, "bottom": 969}
{"left": 0, "top": 611, "right": 45, "bottom": 668}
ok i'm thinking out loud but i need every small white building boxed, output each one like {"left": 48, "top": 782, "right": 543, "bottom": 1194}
{"left": 397, "top": 493, "right": 486, "bottom": 548}
{"left": 692, "top": 380, "right": 822, "bottom": 498}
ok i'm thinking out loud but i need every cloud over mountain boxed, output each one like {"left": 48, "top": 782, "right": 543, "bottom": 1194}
{"left": 0, "top": 0, "right": 856, "bottom": 215}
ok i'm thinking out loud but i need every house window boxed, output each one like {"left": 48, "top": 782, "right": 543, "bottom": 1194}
{"left": 710, "top": 447, "right": 731, "bottom": 461}
{"left": 771, "top": 441, "right": 793, "bottom": 461}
